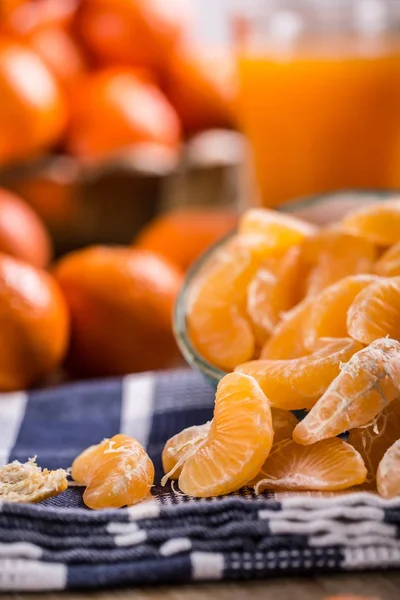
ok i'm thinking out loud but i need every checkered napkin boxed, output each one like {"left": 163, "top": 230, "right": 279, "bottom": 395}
{"left": 1, "top": 368, "right": 400, "bottom": 592}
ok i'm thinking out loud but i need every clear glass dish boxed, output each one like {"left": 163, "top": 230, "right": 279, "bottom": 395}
{"left": 174, "top": 190, "right": 397, "bottom": 387}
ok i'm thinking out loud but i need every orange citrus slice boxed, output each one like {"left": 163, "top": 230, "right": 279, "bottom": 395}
{"left": 175, "top": 372, "right": 273, "bottom": 497}
{"left": 303, "top": 274, "right": 380, "bottom": 350}
{"left": 239, "top": 208, "right": 316, "bottom": 250}
{"left": 348, "top": 397, "right": 400, "bottom": 488}
{"left": 377, "top": 439, "right": 400, "bottom": 498}
{"left": 293, "top": 338, "right": 400, "bottom": 445}
{"left": 72, "top": 434, "right": 154, "bottom": 509}
{"left": 252, "top": 438, "right": 366, "bottom": 492}
{"left": 162, "top": 422, "right": 211, "bottom": 480}
{"left": 375, "top": 241, "right": 400, "bottom": 277}
{"left": 347, "top": 277, "right": 400, "bottom": 345}
{"left": 302, "top": 228, "right": 377, "bottom": 297}
{"left": 236, "top": 338, "right": 362, "bottom": 410}
{"left": 340, "top": 198, "right": 400, "bottom": 246}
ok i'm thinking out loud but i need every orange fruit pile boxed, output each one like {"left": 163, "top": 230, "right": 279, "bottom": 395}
{"left": 173, "top": 199, "right": 400, "bottom": 498}
{"left": 0, "top": 0, "right": 235, "bottom": 168}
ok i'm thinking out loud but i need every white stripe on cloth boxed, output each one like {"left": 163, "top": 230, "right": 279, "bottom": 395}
{"left": 0, "top": 559, "right": 67, "bottom": 591}
{"left": 311, "top": 533, "right": 400, "bottom": 548}
{"left": 0, "top": 392, "right": 28, "bottom": 467}
{"left": 344, "top": 546, "right": 400, "bottom": 569}
{"left": 113, "top": 530, "right": 147, "bottom": 547}
{"left": 160, "top": 538, "right": 192, "bottom": 556}
{"left": 280, "top": 492, "right": 400, "bottom": 509}
{"left": 269, "top": 519, "right": 396, "bottom": 538}
{"left": 0, "top": 543, "right": 42, "bottom": 559}
{"left": 259, "top": 505, "right": 385, "bottom": 522}
{"left": 121, "top": 373, "right": 154, "bottom": 448}
{"left": 127, "top": 499, "right": 161, "bottom": 521}
{"left": 191, "top": 552, "right": 224, "bottom": 580}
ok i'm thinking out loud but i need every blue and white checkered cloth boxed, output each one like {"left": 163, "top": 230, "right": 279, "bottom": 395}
{"left": 1, "top": 368, "right": 400, "bottom": 592}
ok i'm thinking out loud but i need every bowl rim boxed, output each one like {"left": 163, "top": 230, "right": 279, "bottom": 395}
{"left": 173, "top": 189, "right": 400, "bottom": 385}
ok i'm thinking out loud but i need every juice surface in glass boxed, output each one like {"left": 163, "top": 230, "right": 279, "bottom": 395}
{"left": 236, "top": 8, "right": 400, "bottom": 207}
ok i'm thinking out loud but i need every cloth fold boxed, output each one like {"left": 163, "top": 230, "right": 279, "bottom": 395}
{"left": 0, "top": 369, "right": 399, "bottom": 592}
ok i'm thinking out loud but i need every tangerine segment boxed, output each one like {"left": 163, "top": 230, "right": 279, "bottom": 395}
{"left": 162, "top": 422, "right": 211, "bottom": 480}
{"left": 301, "top": 228, "right": 377, "bottom": 297}
{"left": 236, "top": 338, "right": 362, "bottom": 410}
{"left": 375, "top": 241, "right": 400, "bottom": 277}
{"left": 271, "top": 408, "right": 299, "bottom": 444}
{"left": 239, "top": 209, "right": 317, "bottom": 250}
{"left": 260, "top": 297, "right": 313, "bottom": 360}
{"left": 377, "top": 439, "right": 400, "bottom": 498}
{"left": 188, "top": 236, "right": 277, "bottom": 370}
{"left": 293, "top": 339, "right": 400, "bottom": 446}
{"left": 347, "top": 277, "right": 400, "bottom": 345}
{"left": 177, "top": 372, "right": 273, "bottom": 497}
{"left": 303, "top": 274, "right": 380, "bottom": 350}
{"left": 252, "top": 438, "right": 366, "bottom": 492}
{"left": 247, "top": 246, "right": 303, "bottom": 344}
{"left": 348, "top": 397, "right": 400, "bottom": 488}
{"left": 340, "top": 198, "right": 400, "bottom": 246}
{"left": 72, "top": 434, "right": 154, "bottom": 510}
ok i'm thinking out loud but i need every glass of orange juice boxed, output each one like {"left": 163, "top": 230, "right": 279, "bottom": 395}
{"left": 235, "top": 0, "right": 400, "bottom": 207}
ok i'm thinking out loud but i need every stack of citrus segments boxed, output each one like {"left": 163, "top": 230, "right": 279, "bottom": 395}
{"left": 161, "top": 199, "right": 400, "bottom": 500}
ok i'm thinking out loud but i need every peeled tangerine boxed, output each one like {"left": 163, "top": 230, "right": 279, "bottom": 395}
{"left": 301, "top": 228, "right": 377, "bottom": 297}
{"left": 72, "top": 434, "right": 154, "bottom": 510}
{"left": 348, "top": 397, "right": 400, "bottom": 488}
{"left": 347, "top": 277, "right": 400, "bottom": 345}
{"left": 340, "top": 198, "right": 400, "bottom": 246}
{"left": 187, "top": 236, "right": 274, "bottom": 371}
{"left": 293, "top": 339, "right": 400, "bottom": 445}
{"left": 247, "top": 246, "right": 303, "bottom": 345}
{"left": 162, "top": 372, "right": 273, "bottom": 497}
{"left": 302, "top": 274, "right": 380, "bottom": 351}
{"left": 375, "top": 241, "right": 400, "bottom": 277}
{"left": 236, "top": 338, "right": 362, "bottom": 410}
{"left": 377, "top": 439, "right": 400, "bottom": 498}
{"left": 239, "top": 208, "right": 316, "bottom": 250}
{"left": 252, "top": 438, "right": 367, "bottom": 493}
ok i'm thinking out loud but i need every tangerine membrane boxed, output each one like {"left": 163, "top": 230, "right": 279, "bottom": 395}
{"left": 172, "top": 372, "right": 273, "bottom": 497}
{"left": 236, "top": 338, "right": 362, "bottom": 410}
{"left": 376, "top": 439, "right": 400, "bottom": 498}
{"left": 303, "top": 274, "right": 380, "bottom": 350}
{"left": 347, "top": 277, "right": 400, "bottom": 345}
{"left": 340, "top": 198, "right": 400, "bottom": 246}
{"left": 293, "top": 339, "right": 400, "bottom": 445}
{"left": 71, "top": 434, "right": 154, "bottom": 510}
{"left": 301, "top": 228, "right": 377, "bottom": 297}
{"left": 348, "top": 397, "right": 400, "bottom": 488}
{"left": 252, "top": 438, "right": 366, "bottom": 493}
{"left": 162, "top": 422, "right": 211, "bottom": 480}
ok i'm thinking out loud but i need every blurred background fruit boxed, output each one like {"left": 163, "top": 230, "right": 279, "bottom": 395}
{"left": 163, "top": 45, "right": 236, "bottom": 134}
{"left": 0, "top": 38, "right": 67, "bottom": 166}
{"left": 76, "top": 0, "right": 191, "bottom": 71}
{"left": 66, "top": 68, "right": 182, "bottom": 159}
{"left": 0, "top": 187, "right": 52, "bottom": 267}
{"left": 1, "top": 0, "right": 78, "bottom": 35}
{"left": 27, "top": 26, "right": 87, "bottom": 100}
{"left": 135, "top": 207, "right": 238, "bottom": 271}
{"left": 54, "top": 246, "right": 183, "bottom": 377}
{"left": 0, "top": 252, "right": 69, "bottom": 390}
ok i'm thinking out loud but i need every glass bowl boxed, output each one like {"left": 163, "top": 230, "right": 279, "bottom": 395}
{"left": 174, "top": 190, "right": 397, "bottom": 387}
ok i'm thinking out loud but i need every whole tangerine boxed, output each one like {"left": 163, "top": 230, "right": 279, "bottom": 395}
{"left": 0, "top": 253, "right": 69, "bottom": 391}
{"left": 0, "top": 38, "right": 67, "bottom": 166}
{"left": 66, "top": 68, "right": 181, "bottom": 159}
{"left": 0, "top": 187, "right": 52, "bottom": 268}
{"left": 76, "top": 0, "right": 189, "bottom": 71}
{"left": 135, "top": 208, "right": 238, "bottom": 271}
{"left": 54, "top": 246, "right": 183, "bottom": 376}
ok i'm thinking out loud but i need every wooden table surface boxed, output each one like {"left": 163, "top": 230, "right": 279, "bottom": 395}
{"left": 5, "top": 572, "right": 400, "bottom": 600}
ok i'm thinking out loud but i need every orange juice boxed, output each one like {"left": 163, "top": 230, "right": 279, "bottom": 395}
{"left": 237, "top": 41, "right": 400, "bottom": 207}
